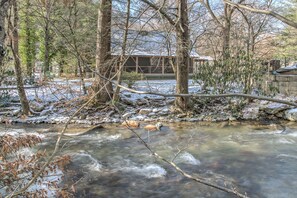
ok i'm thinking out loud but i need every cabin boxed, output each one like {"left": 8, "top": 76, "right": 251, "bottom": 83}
{"left": 274, "top": 63, "right": 297, "bottom": 75}
{"left": 111, "top": 30, "right": 212, "bottom": 78}
{"left": 269, "top": 62, "right": 297, "bottom": 95}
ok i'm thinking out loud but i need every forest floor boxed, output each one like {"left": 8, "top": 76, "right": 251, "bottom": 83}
{"left": 0, "top": 78, "right": 297, "bottom": 125}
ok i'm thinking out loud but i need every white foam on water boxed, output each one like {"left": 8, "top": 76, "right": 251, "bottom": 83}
{"left": 174, "top": 152, "right": 201, "bottom": 165}
{"left": 276, "top": 138, "right": 295, "bottom": 144}
{"left": 287, "top": 132, "right": 297, "bottom": 137}
{"left": 71, "top": 152, "right": 102, "bottom": 172}
{"left": 277, "top": 154, "right": 297, "bottom": 160}
{"left": 121, "top": 164, "right": 167, "bottom": 178}
{"left": 249, "top": 130, "right": 285, "bottom": 135}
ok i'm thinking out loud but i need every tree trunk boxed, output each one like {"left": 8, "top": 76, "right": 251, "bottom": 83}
{"left": 91, "top": 0, "right": 113, "bottom": 104}
{"left": 222, "top": 23, "right": 231, "bottom": 60}
{"left": 0, "top": 0, "right": 9, "bottom": 67}
{"left": 72, "top": 0, "right": 87, "bottom": 95}
{"left": 175, "top": 0, "right": 190, "bottom": 111}
{"left": 43, "top": 0, "right": 51, "bottom": 78}
{"left": 113, "top": 0, "right": 130, "bottom": 102}
{"left": 9, "top": 0, "right": 30, "bottom": 115}
{"left": 222, "top": 4, "right": 231, "bottom": 60}
{"left": 24, "top": 0, "right": 35, "bottom": 78}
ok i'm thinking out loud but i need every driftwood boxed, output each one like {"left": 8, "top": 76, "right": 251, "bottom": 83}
{"left": 62, "top": 125, "right": 104, "bottom": 136}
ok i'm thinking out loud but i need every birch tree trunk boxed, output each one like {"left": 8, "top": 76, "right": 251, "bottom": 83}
{"left": 92, "top": 0, "right": 113, "bottom": 104}
{"left": 9, "top": 0, "right": 30, "bottom": 115}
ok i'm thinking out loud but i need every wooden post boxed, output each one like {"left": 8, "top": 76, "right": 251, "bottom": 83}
{"left": 162, "top": 57, "right": 165, "bottom": 75}
{"left": 136, "top": 56, "right": 139, "bottom": 73}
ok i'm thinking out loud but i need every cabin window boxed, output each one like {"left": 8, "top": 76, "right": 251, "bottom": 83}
{"left": 151, "top": 57, "right": 162, "bottom": 73}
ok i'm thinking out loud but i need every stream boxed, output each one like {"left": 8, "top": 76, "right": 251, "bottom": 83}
{"left": 1, "top": 121, "right": 297, "bottom": 198}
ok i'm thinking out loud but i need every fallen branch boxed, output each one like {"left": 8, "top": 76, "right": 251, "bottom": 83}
{"left": 117, "top": 85, "right": 297, "bottom": 107}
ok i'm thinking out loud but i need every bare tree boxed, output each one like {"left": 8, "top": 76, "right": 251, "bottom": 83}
{"left": 200, "top": 0, "right": 245, "bottom": 60}
{"left": 140, "top": 0, "right": 190, "bottom": 111}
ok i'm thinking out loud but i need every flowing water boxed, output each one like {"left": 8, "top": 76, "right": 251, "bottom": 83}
{"left": 1, "top": 121, "right": 297, "bottom": 198}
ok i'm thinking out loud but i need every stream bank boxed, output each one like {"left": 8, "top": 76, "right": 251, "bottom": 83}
{"left": 1, "top": 79, "right": 297, "bottom": 125}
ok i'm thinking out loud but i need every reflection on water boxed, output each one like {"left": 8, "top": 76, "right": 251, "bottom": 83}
{"left": 1, "top": 122, "right": 297, "bottom": 198}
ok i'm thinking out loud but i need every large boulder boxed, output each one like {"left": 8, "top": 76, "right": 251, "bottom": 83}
{"left": 260, "top": 103, "right": 290, "bottom": 115}
{"left": 284, "top": 108, "right": 297, "bottom": 121}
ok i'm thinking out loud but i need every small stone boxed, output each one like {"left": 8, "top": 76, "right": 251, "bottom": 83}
{"left": 139, "top": 108, "right": 152, "bottom": 115}
{"left": 121, "top": 97, "right": 135, "bottom": 106}
{"left": 228, "top": 116, "right": 237, "bottom": 121}
{"left": 12, "top": 109, "right": 21, "bottom": 116}
{"left": 132, "top": 115, "right": 146, "bottom": 121}
{"left": 189, "top": 118, "right": 199, "bottom": 122}
{"left": 148, "top": 112, "right": 156, "bottom": 117}
{"left": 30, "top": 101, "right": 45, "bottom": 112}
{"left": 40, "top": 109, "right": 51, "bottom": 116}
{"left": 79, "top": 114, "right": 87, "bottom": 119}
{"left": 136, "top": 99, "right": 148, "bottom": 106}
{"left": 152, "top": 108, "right": 159, "bottom": 113}
{"left": 177, "top": 113, "right": 187, "bottom": 118}
{"left": 122, "top": 112, "right": 134, "bottom": 119}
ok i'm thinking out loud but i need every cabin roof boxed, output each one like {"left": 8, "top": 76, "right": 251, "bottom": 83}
{"left": 111, "top": 29, "right": 213, "bottom": 60}
{"left": 275, "top": 63, "right": 297, "bottom": 73}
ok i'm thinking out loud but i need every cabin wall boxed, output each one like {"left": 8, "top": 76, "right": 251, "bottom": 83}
{"left": 263, "top": 74, "right": 297, "bottom": 96}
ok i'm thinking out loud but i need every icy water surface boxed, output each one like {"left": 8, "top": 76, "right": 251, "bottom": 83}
{"left": 1, "top": 121, "right": 297, "bottom": 198}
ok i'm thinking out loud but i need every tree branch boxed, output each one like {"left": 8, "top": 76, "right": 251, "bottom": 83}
{"left": 201, "top": 0, "right": 223, "bottom": 27}
{"left": 224, "top": 0, "right": 297, "bottom": 28}
{"left": 140, "top": 0, "right": 176, "bottom": 26}
{"left": 124, "top": 123, "right": 249, "bottom": 198}
{"left": 117, "top": 85, "right": 297, "bottom": 107}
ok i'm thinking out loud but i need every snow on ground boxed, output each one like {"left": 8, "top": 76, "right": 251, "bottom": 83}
{"left": 1, "top": 78, "right": 297, "bottom": 124}
{"left": 121, "top": 79, "right": 201, "bottom": 101}
{"left": 5, "top": 78, "right": 201, "bottom": 103}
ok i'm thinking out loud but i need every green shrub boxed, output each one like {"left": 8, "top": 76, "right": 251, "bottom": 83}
{"left": 193, "top": 52, "right": 265, "bottom": 94}
{"left": 122, "top": 71, "right": 143, "bottom": 88}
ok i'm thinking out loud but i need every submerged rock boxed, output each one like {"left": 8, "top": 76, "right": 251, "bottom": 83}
{"left": 174, "top": 152, "right": 201, "bottom": 165}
